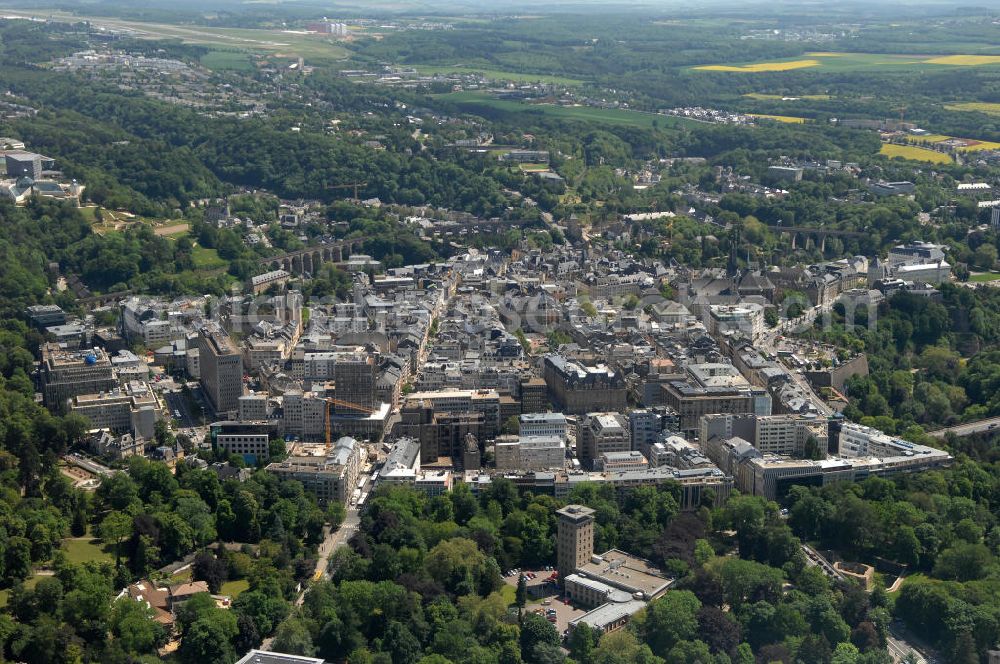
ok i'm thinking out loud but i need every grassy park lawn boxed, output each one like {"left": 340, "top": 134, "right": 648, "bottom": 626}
{"left": 221, "top": 579, "right": 250, "bottom": 598}
{"left": 0, "top": 576, "right": 43, "bottom": 607}
{"left": 190, "top": 244, "right": 228, "bottom": 270}
{"left": 61, "top": 536, "right": 114, "bottom": 565}
{"left": 970, "top": 272, "right": 1000, "bottom": 283}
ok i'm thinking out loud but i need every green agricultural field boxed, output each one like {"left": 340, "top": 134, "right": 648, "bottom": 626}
{"left": 880, "top": 143, "right": 952, "bottom": 164}
{"left": 694, "top": 51, "right": 1000, "bottom": 73}
{"left": 744, "top": 93, "right": 831, "bottom": 101}
{"left": 200, "top": 50, "right": 256, "bottom": 72}
{"left": 440, "top": 91, "right": 699, "bottom": 130}
{"left": 945, "top": 102, "right": 1000, "bottom": 117}
{"left": 412, "top": 64, "right": 583, "bottom": 86}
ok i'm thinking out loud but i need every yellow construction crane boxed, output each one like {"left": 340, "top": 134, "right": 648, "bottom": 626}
{"left": 324, "top": 397, "right": 375, "bottom": 453}
{"left": 328, "top": 182, "right": 368, "bottom": 201}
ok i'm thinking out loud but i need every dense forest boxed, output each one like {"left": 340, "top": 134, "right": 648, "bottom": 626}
{"left": 262, "top": 481, "right": 900, "bottom": 664}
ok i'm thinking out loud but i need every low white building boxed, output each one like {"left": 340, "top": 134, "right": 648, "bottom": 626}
{"left": 707, "top": 303, "right": 765, "bottom": 342}
{"left": 520, "top": 412, "right": 568, "bottom": 440}
{"left": 894, "top": 260, "right": 951, "bottom": 284}
{"left": 495, "top": 435, "right": 566, "bottom": 471}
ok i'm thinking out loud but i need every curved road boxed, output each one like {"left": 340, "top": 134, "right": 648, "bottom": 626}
{"left": 927, "top": 416, "right": 1000, "bottom": 439}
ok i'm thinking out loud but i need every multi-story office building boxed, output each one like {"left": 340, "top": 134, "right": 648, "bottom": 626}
{"left": 469, "top": 466, "right": 732, "bottom": 510}
{"left": 238, "top": 394, "right": 270, "bottom": 422}
{"left": 40, "top": 344, "right": 117, "bottom": 409}
{"left": 595, "top": 450, "right": 649, "bottom": 472}
{"left": 700, "top": 413, "right": 827, "bottom": 457}
{"left": 577, "top": 412, "right": 630, "bottom": 469}
{"left": 5, "top": 151, "right": 43, "bottom": 179}
{"left": 543, "top": 355, "right": 626, "bottom": 415}
{"left": 265, "top": 437, "right": 362, "bottom": 504}
{"left": 236, "top": 651, "right": 324, "bottom": 664}
{"left": 520, "top": 377, "right": 549, "bottom": 413}
{"left": 69, "top": 382, "right": 158, "bottom": 439}
{"left": 211, "top": 420, "right": 274, "bottom": 463}
{"left": 403, "top": 389, "right": 501, "bottom": 438}
{"left": 707, "top": 303, "right": 765, "bottom": 342}
{"left": 400, "top": 402, "right": 484, "bottom": 465}
{"left": 888, "top": 241, "right": 946, "bottom": 267}
{"left": 704, "top": 421, "right": 951, "bottom": 501}
{"left": 662, "top": 381, "right": 756, "bottom": 437}
{"left": 282, "top": 390, "right": 328, "bottom": 440}
{"left": 244, "top": 336, "right": 289, "bottom": 372}
{"left": 557, "top": 505, "right": 595, "bottom": 580}
{"left": 628, "top": 409, "right": 663, "bottom": 449}
{"left": 197, "top": 325, "right": 244, "bottom": 415}
{"left": 26, "top": 304, "right": 66, "bottom": 329}
{"left": 495, "top": 435, "right": 566, "bottom": 471}
{"left": 303, "top": 352, "right": 339, "bottom": 383}
{"left": 334, "top": 352, "right": 377, "bottom": 413}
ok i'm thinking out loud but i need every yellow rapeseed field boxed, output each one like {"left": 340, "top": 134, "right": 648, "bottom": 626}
{"left": 749, "top": 114, "right": 807, "bottom": 124}
{"left": 959, "top": 140, "right": 1000, "bottom": 152}
{"left": 695, "top": 59, "right": 820, "bottom": 72}
{"left": 743, "top": 93, "right": 831, "bottom": 100}
{"left": 945, "top": 103, "right": 1000, "bottom": 117}
{"left": 923, "top": 55, "right": 1000, "bottom": 66}
{"left": 905, "top": 134, "right": 1000, "bottom": 152}
{"left": 880, "top": 143, "right": 952, "bottom": 164}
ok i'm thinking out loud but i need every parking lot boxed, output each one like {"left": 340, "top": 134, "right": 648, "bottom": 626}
{"left": 503, "top": 569, "right": 588, "bottom": 636}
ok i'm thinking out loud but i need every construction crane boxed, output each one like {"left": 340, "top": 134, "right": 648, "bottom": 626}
{"left": 324, "top": 397, "right": 375, "bottom": 453}
{"left": 328, "top": 182, "right": 368, "bottom": 201}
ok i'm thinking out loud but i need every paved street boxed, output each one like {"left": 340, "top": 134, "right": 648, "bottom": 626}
{"left": 758, "top": 302, "right": 838, "bottom": 418}
{"left": 887, "top": 622, "right": 937, "bottom": 664}
{"left": 315, "top": 508, "right": 360, "bottom": 580}
{"left": 927, "top": 416, "right": 1000, "bottom": 439}
{"left": 291, "top": 492, "right": 363, "bottom": 608}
